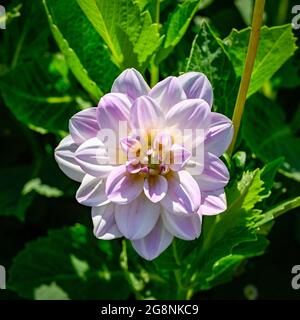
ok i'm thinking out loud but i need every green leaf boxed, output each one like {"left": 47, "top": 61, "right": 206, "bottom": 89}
{"left": 234, "top": 0, "right": 253, "bottom": 25}
{"left": 186, "top": 22, "right": 239, "bottom": 117}
{"left": 76, "top": 0, "right": 161, "bottom": 69}
{"left": 44, "top": 0, "right": 119, "bottom": 99}
{"left": 34, "top": 282, "right": 70, "bottom": 300}
{"left": 223, "top": 25, "right": 297, "bottom": 96}
{"left": 164, "top": 160, "right": 282, "bottom": 293}
{"left": 199, "top": 0, "right": 214, "bottom": 9}
{"left": 156, "top": 0, "right": 201, "bottom": 63}
{"left": 23, "top": 178, "right": 63, "bottom": 198}
{"left": 140, "top": 162, "right": 284, "bottom": 296}
{"left": 0, "top": 57, "right": 78, "bottom": 135}
{"left": 255, "top": 196, "right": 300, "bottom": 228}
{"left": 76, "top": 0, "right": 123, "bottom": 65}
{"left": 0, "top": 1, "right": 49, "bottom": 70}
{"left": 187, "top": 167, "right": 274, "bottom": 290}
{"left": 243, "top": 94, "right": 300, "bottom": 182}
{"left": 259, "top": 157, "right": 284, "bottom": 197}
{"left": 35, "top": 153, "right": 78, "bottom": 199}
{"left": 0, "top": 165, "right": 35, "bottom": 220}
{"left": 136, "top": 0, "right": 150, "bottom": 11}
{"left": 204, "top": 235, "right": 269, "bottom": 289}
{"left": 8, "top": 225, "right": 130, "bottom": 300}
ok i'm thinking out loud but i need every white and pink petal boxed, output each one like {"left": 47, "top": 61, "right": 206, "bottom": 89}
{"left": 161, "top": 170, "right": 201, "bottom": 215}
{"left": 194, "top": 153, "right": 229, "bottom": 192}
{"left": 130, "top": 96, "right": 165, "bottom": 131}
{"left": 169, "top": 144, "right": 191, "bottom": 171}
{"left": 76, "top": 175, "right": 110, "bottom": 207}
{"left": 115, "top": 194, "right": 160, "bottom": 240}
{"left": 166, "top": 99, "right": 211, "bottom": 130}
{"left": 92, "top": 204, "right": 122, "bottom": 240}
{"left": 69, "top": 108, "right": 99, "bottom": 145}
{"left": 149, "top": 76, "right": 186, "bottom": 113}
{"left": 111, "top": 68, "right": 150, "bottom": 101}
{"left": 205, "top": 112, "right": 233, "bottom": 157}
{"left": 198, "top": 188, "right": 227, "bottom": 215}
{"left": 54, "top": 135, "right": 85, "bottom": 182}
{"left": 162, "top": 209, "right": 202, "bottom": 240}
{"left": 97, "top": 93, "right": 131, "bottom": 133}
{"left": 144, "top": 175, "right": 168, "bottom": 203}
{"left": 105, "top": 165, "right": 144, "bottom": 204}
{"left": 132, "top": 217, "right": 173, "bottom": 260}
{"left": 75, "top": 137, "right": 114, "bottom": 177}
{"left": 178, "top": 72, "right": 213, "bottom": 107}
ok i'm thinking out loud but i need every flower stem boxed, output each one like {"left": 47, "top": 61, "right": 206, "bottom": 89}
{"left": 120, "top": 240, "right": 143, "bottom": 299}
{"left": 150, "top": 0, "right": 160, "bottom": 87}
{"left": 227, "top": 0, "right": 265, "bottom": 156}
{"left": 276, "top": 0, "right": 289, "bottom": 25}
{"left": 150, "top": 64, "right": 159, "bottom": 88}
{"left": 172, "top": 241, "right": 190, "bottom": 299}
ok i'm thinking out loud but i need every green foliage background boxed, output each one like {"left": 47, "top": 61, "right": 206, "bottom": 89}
{"left": 0, "top": 0, "right": 300, "bottom": 300}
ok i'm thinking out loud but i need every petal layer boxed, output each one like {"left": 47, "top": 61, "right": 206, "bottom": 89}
{"left": 75, "top": 137, "right": 114, "bottom": 177}
{"left": 205, "top": 112, "right": 233, "bottom": 157}
{"left": 144, "top": 175, "right": 168, "bottom": 203}
{"left": 166, "top": 99, "right": 210, "bottom": 131}
{"left": 194, "top": 153, "right": 229, "bottom": 191}
{"left": 97, "top": 93, "right": 131, "bottom": 133}
{"left": 92, "top": 204, "right": 122, "bottom": 240}
{"left": 132, "top": 217, "right": 173, "bottom": 260}
{"left": 69, "top": 108, "right": 99, "bottom": 145}
{"left": 54, "top": 135, "right": 85, "bottom": 182}
{"left": 76, "top": 175, "right": 109, "bottom": 207}
{"left": 162, "top": 210, "right": 202, "bottom": 240}
{"left": 178, "top": 72, "right": 213, "bottom": 107}
{"left": 130, "top": 96, "right": 165, "bottom": 131}
{"left": 149, "top": 76, "right": 186, "bottom": 113}
{"left": 111, "top": 68, "right": 150, "bottom": 101}
{"left": 198, "top": 188, "right": 227, "bottom": 215}
{"left": 115, "top": 194, "right": 160, "bottom": 240}
{"left": 106, "top": 165, "right": 144, "bottom": 204}
{"left": 161, "top": 170, "right": 201, "bottom": 214}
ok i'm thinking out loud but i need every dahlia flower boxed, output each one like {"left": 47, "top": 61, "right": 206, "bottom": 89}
{"left": 55, "top": 69, "right": 233, "bottom": 260}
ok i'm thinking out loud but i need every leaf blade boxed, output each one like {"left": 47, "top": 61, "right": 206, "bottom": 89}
{"left": 223, "top": 25, "right": 297, "bottom": 96}
{"left": 186, "top": 22, "right": 239, "bottom": 117}
{"left": 8, "top": 225, "right": 130, "bottom": 299}
{"left": 157, "top": 0, "right": 201, "bottom": 63}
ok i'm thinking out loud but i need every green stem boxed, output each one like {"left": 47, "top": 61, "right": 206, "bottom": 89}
{"left": 172, "top": 241, "right": 190, "bottom": 299}
{"left": 150, "top": 0, "right": 160, "bottom": 87}
{"left": 153, "top": 0, "right": 160, "bottom": 25}
{"left": 227, "top": 0, "right": 265, "bottom": 156}
{"left": 172, "top": 240, "right": 180, "bottom": 266}
{"left": 11, "top": 22, "right": 29, "bottom": 68}
{"left": 276, "top": 0, "right": 289, "bottom": 25}
{"left": 150, "top": 64, "right": 159, "bottom": 87}
{"left": 120, "top": 240, "right": 143, "bottom": 300}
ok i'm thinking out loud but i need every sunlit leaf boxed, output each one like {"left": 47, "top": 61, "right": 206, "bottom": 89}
{"left": 44, "top": 0, "right": 120, "bottom": 98}
{"left": 223, "top": 25, "right": 297, "bottom": 96}
{"left": 76, "top": 0, "right": 161, "bottom": 69}
{"left": 186, "top": 22, "right": 239, "bottom": 117}
{"left": 9, "top": 225, "right": 130, "bottom": 299}
{"left": 0, "top": 57, "right": 78, "bottom": 135}
{"left": 157, "top": 0, "right": 201, "bottom": 63}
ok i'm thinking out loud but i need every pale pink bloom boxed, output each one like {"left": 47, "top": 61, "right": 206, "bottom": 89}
{"left": 55, "top": 69, "right": 233, "bottom": 260}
